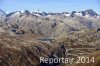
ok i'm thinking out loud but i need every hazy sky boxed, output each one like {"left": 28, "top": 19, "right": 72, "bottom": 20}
{"left": 0, "top": 0, "right": 100, "bottom": 13}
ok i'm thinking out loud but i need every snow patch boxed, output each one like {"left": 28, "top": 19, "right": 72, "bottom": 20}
{"left": 64, "top": 14, "right": 70, "bottom": 16}
{"left": 75, "top": 12, "right": 82, "bottom": 16}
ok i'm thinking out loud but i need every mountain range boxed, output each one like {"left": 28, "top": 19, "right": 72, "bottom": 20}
{"left": 0, "top": 9, "right": 100, "bottom": 38}
{"left": 0, "top": 9, "right": 100, "bottom": 66}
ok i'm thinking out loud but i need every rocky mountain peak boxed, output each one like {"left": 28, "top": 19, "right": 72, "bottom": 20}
{"left": 81, "top": 9, "right": 98, "bottom": 16}
{"left": 6, "top": 11, "right": 21, "bottom": 17}
{"left": 23, "top": 10, "right": 31, "bottom": 15}
{"left": 71, "top": 11, "right": 77, "bottom": 17}
{"left": 0, "top": 9, "right": 7, "bottom": 16}
{"left": 70, "top": 9, "right": 98, "bottom": 18}
{"left": 32, "top": 10, "right": 48, "bottom": 16}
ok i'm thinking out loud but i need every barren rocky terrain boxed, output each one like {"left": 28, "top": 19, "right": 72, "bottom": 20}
{"left": 0, "top": 9, "right": 100, "bottom": 66}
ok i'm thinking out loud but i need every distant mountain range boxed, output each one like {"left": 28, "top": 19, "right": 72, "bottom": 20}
{"left": 0, "top": 9, "right": 100, "bottom": 17}
{"left": 0, "top": 9, "right": 100, "bottom": 37}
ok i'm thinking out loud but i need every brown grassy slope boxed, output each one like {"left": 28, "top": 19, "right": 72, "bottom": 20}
{"left": 71, "top": 51, "right": 100, "bottom": 66}
{"left": 0, "top": 33, "right": 53, "bottom": 66}
{"left": 0, "top": 29, "right": 99, "bottom": 66}
{"left": 0, "top": 33, "right": 68, "bottom": 66}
